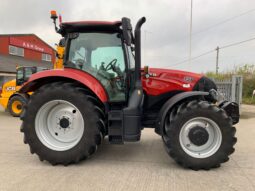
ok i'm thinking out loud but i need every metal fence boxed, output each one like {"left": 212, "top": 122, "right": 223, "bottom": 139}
{"left": 212, "top": 75, "right": 243, "bottom": 106}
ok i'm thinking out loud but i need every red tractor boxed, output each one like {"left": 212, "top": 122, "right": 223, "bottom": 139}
{"left": 20, "top": 11, "right": 239, "bottom": 170}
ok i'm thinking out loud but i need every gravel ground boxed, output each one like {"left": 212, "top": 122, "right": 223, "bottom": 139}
{"left": 0, "top": 105, "right": 254, "bottom": 191}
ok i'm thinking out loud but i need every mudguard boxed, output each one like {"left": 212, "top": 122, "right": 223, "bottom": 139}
{"left": 9, "top": 92, "right": 30, "bottom": 101}
{"left": 155, "top": 91, "right": 209, "bottom": 135}
{"left": 19, "top": 68, "right": 108, "bottom": 103}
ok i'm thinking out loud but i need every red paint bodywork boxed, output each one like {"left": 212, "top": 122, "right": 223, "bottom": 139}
{"left": 20, "top": 68, "right": 108, "bottom": 102}
{"left": 21, "top": 67, "right": 203, "bottom": 102}
{"left": 142, "top": 68, "right": 203, "bottom": 96}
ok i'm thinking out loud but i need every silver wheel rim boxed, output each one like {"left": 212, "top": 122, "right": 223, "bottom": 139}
{"left": 35, "top": 100, "right": 84, "bottom": 151}
{"left": 179, "top": 117, "right": 222, "bottom": 158}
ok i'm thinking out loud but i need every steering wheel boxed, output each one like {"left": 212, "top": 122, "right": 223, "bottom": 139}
{"left": 105, "top": 59, "right": 117, "bottom": 71}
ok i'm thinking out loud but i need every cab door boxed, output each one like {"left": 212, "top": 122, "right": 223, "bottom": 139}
{"left": 67, "top": 33, "right": 127, "bottom": 102}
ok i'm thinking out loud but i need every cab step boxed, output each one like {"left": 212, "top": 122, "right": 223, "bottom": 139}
{"left": 108, "top": 110, "right": 124, "bottom": 144}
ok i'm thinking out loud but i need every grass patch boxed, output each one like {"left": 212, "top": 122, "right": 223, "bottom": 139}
{"left": 243, "top": 97, "right": 255, "bottom": 105}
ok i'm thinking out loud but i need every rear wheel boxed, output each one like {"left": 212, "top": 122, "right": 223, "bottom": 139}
{"left": 8, "top": 95, "right": 27, "bottom": 117}
{"left": 20, "top": 82, "right": 106, "bottom": 165}
{"left": 163, "top": 100, "right": 237, "bottom": 170}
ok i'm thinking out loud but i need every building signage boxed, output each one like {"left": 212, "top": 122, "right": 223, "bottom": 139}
{"left": 9, "top": 37, "right": 52, "bottom": 54}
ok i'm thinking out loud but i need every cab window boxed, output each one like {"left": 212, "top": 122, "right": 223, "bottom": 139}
{"left": 67, "top": 33, "right": 126, "bottom": 101}
{"left": 17, "top": 69, "right": 23, "bottom": 81}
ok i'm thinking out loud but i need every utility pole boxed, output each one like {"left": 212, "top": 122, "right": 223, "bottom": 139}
{"left": 216, "top": 46, "right": 219, "bottom": 74}
{"left": 189, "top": 0, "right": 193, "bottom": 65}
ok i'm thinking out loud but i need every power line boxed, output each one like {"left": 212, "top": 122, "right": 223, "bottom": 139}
{"left": 220, "top": 37, "right": 255, "bottom": 49}
{"left": 170, "top": 49, "right": 215, "bottom": 67}
{"left": 192, "top": 8, "right": 255, "bottom": 37}
{"left": 170, "top": 8, "right": 255, "bottom": 45}
{"left": 168, "top": 36, "right": 255, "bottom": 68}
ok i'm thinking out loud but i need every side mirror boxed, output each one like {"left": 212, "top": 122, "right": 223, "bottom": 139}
{"left": 121, "top": 17, "right": 133, "bottom": 46}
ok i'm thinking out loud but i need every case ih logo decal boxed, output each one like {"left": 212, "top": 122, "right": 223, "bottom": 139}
{"left": 184, "top": 76, "right": 194, "bottom": 82}
{"left": 6, "top": 86, "right": 16, "bottom": 92}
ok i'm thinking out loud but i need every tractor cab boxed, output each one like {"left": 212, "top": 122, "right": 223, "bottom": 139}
{"left": 50, "top": 13, "right": 145, "bottom": 142}
{"left": 55, "top": 19, "right": 139, "bottom": 103}
{"left": 65, "top": 31, "right": 127, "bottom": 102}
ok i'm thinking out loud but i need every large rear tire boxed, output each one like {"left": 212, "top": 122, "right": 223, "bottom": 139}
{"left": 20, "top": 82, "right": 106, "bottom": 165}
{"left": 163, "top": 100, "right": 237, "bottom": 170}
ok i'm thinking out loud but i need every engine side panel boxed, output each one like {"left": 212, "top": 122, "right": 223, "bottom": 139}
{"left": 142, "top": 68, "right": 203, "bottom": 96}
{"left": 141, "top": 68, "right": 205, "bottom": 128}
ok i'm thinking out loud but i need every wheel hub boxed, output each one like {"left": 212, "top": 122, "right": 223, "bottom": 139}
{"left": 188, "top": 126, "right": 209, "bottom": 146}
{"left": 179, "top": 117, "right": 222, "bottom": 158}
{"left": 35, "top": 100, "right": 84, "bottom": 151}
{"left": 59, "top": 117, "right": 70, "bottom": 129}
{"left": 17, "top": 104, "right": 22, "bottom": 110}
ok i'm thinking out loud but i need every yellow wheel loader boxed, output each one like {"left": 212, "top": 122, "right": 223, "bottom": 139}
{"left": 0, "top": 66, "right": 47, "bottom": 116}
{"left": 0, "top": 42, "right": 64, "bottom": 117}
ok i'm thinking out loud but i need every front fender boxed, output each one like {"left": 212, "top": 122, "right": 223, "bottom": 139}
{"left": 155, "top": 91, "right": 209, "bottom": 135}
{"left": 19, "top": 68, "right": 108, "bottom": 103}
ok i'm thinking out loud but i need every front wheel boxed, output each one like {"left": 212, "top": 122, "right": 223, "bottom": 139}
{"left": 8, "top": 95, "right": 27, "bottom": 117}
{"left": 163, "top": 100, "right": 237, "bottom": 170}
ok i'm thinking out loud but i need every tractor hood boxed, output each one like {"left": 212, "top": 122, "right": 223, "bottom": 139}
{"left": 142, "top": 68, "right": 215, "bottom": 96}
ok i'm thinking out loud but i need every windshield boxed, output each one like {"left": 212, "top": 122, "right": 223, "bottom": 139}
{"left": 67, "top": 33, "right": 124, "bottom": 69}
{"left": 17, "top": 69, "right": 23, "bottom": 81}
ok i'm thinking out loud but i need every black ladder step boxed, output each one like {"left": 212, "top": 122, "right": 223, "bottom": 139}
{"left": 108, "top": 110, "right": 122, "bottom": 120}
{"left": 108, "top": 110, "right": 124, "bottom": 144}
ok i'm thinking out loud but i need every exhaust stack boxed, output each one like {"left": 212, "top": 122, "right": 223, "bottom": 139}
{"left": 134, "top": 17, "right": 146, "bottom": 88}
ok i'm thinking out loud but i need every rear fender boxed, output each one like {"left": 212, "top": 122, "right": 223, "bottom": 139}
{"left": 19, "top": 68, "right": 108, "bottom": 103}
{"left": 155, "top": 91, "right": 209, "bottom": 135}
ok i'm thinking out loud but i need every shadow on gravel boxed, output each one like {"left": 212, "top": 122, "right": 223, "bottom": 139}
{"left": 0, "top": 110, "right": 11, "bottom": 117}
{"left": 241, "top": 111, "right": 255, "bottom": 119}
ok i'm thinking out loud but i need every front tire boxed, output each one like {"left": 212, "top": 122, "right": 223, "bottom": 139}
{"left": 163, "top": 100, "right": 237, "bottom": 170}
{"left": 20, "top": 82, "right": 105, "bottom": 165}
{"left": 8, "top": 95, "right": 27, "bottom": 117}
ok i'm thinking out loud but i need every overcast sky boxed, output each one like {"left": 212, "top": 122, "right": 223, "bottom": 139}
{"left": 1, "top": 0, "right": 255, "bottom": 73}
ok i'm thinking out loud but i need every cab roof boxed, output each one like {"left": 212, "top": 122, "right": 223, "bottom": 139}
{"left": 59, "top": 21, "right": 122, "bottom": 36}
